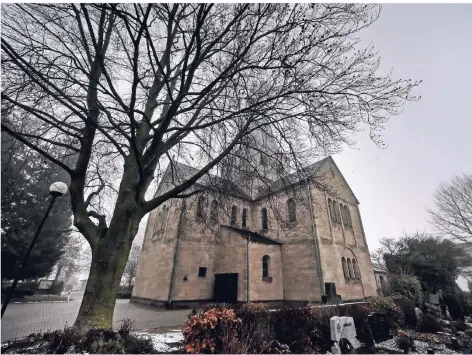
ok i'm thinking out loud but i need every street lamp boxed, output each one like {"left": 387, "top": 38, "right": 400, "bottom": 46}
{"left": 1, "top": 182, "right": 68, "bottom": 318}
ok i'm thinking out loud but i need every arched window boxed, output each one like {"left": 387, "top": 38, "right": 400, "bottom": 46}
{"left": 347, "top": 258, "right": 354, "bottom": 279}
{"left": 345, "top": 206, "right": 352, "bottom": 227}
{"left": 341, "top": 205, "right": 349, "bottom": 227}
{"left": 287, "top": 199, "right": 296, "bottom": 223}
{"left": 353, "top": 259, "right": 361, "bottom": 279}
{"left": 342, "top": 257, "right": 349, "bottom": 279}
{"left": 160, "top": 205, "right": 168, "bottom": 231}
{"left": 262, "top": 255, "right": 270, "bottom": 277}
{"left": 196, "top": 196, "right": 205, "bottom": 218}
{"left": 242, "top": 208, "right": 248, "bottom": 228}
{"left": 328, "top": 198, "right": 336, "bottom": 222}
{"left": 261, "top": 208, "right": 268, "bottom": 231}
{"left": 230, "top": 205, "right": 237, "bottom": 225}
{"left": 210, "top": 200, "right": 218, "bottom": 224}
{"left": 334, "top": 201, "right": 341, "bottom": 224}
{"left": 152, "top": 211, "right": 162, "bottom": 240}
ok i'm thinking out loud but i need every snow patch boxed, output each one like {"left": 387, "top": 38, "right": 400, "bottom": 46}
{"left": 133, "top": 330, "right": 184, "bottom": 353}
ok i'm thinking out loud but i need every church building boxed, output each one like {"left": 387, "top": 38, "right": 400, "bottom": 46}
{"left": 132, "top": 136, "right": 378, "bottom": 308}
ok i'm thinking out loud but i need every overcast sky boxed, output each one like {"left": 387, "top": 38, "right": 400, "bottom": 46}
{"left": 334, "top": 4, "right": 472, "bottom": 253}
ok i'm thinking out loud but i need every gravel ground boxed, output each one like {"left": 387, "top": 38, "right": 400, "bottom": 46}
{"left": 376, "top": 329, "right": 465, "bottom": 354}
{"left": 377, "top": 338, "right": 459, "bottom": 354}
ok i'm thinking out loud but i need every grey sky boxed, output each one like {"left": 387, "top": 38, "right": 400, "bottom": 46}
{"left": 334, "top": 4, "right": 472, "bottom": 252}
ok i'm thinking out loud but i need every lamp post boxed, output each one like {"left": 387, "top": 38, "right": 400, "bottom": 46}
{"left": 1, "top": 182, "right": 68, "bottom": 318}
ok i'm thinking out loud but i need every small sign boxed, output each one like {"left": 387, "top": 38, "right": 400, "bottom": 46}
{"left": 330, "top": 316, "right": 361, "bottom": 349}
{"left": 37, "top": 280, "right": 53, "bottom": 290}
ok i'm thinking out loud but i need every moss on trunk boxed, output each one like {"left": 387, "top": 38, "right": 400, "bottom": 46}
{"left": 73, "top": 231, "right": 133, "bottom": 330}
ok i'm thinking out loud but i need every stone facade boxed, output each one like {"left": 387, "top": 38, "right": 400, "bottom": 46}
{"left": 132, "top": 156, "right": 378, "bottom": 307}
{"left": 373, "top": 263, "right": 389, "bottom": 295}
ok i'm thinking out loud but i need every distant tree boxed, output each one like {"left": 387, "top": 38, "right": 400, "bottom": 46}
{"left": 374, "top": 232, "right": 471, "bottom": 294}
{"left": 428, "top": 174, "right": 472, "bottom": 243}
{"left": 1, "top": 4, "right": 420, "bottom": 329}
{"left": 53, "top": 233, "right": 90, "bottom": 285}
{"left": 122, "top": 224, "right": 144, "bottom": 287}
{"left": 385, "top": 273, "right": 423, "bottom": 305}
{"left": 1, "top": 133, "right": 73, "bottom": 281}
{"left": 122, "top": 243, "right": 141, "bottom": 287}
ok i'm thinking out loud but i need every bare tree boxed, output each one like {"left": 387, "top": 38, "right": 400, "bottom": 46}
{"left": 428, "top": 174, "right": 472, "bottom": 243}
{"left": 53, "top": 233, "right": 90, "bottom": 285}
{"left": 1, "top": 4, "right": 420, "bottom": 329}
{"left": 122, "top": 221, "right": 144, "bottom": 287}
{"left": 122, "top": 243, "right": 141, "bottom": 287}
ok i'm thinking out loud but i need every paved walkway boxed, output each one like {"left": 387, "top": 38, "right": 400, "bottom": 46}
{"left": 1, "top": 296, "right": 191, "bottom": 342}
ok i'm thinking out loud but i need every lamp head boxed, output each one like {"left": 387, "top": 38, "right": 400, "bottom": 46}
{"left": 49, "top": 182, "right": 68, "bottom": 197}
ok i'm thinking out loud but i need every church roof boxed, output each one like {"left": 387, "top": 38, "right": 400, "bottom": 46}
{"left": 254, "top": 157, "right": 329, "bottom": 199}
{"left": 161, "top": 156, "right": 359, "bottom": 204}
{"left": 224, "top": 225, "right": 282, "bottom": 245}
{"left": 162, "top": 161, "right": 251, "bottom": 199}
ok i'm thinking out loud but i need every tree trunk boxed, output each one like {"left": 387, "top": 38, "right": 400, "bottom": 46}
{"left": 73, "top": 216, "right": 137, "bottom": 330}
{"left": 72, "top": 156, "right": 143, "bottom": 331}
{"left": 54, "top": 264, "right": 63, "bottom": 283}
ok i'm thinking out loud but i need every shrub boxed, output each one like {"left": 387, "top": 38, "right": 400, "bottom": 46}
{"left": 459, "top": 291, "right": 472, "bottom": 316}
{"left": 385, "top": 274, "right": 423, "bottom": 306}
{"left": 368, "top": 296, "right": 404, "bottom": 327}
{"left": 1, "top": 321, "right": 157, "bottom": 354}
{"left": 271, "top": 307, "right": 330, "bottom": 353}
{"left": 117, "top": 286, "right": 133, "bottom": 299}
{"left": 465, "top": 328, "right": 472, "bottom": 338}
{"left": 234, "top": 303, "right": 274, "bottom": 353}
{"left": 235, "top": 303, "right": 368, "bottom": 354}
{"left": 444, "top": 294, "right": 465, "bottom": 321}
{"left": 452, "top": 320, "right": 467, "bottom": 332}
{"left": 426, "top": 304, "right": 442, "bottom": 319}
{"left": 49, "top": 281, "right": 64, "bottom": 295}
{"left": 183, "top": 307, "right": 242, "bottom": 354}
{"left": 417, "top": 314, "right": 442, "bottom": 333}
{"left": 118, "top": 318, "right": 134, "bottom": 338}
{"left": 392, "top": 296, "right": 417, "bottom": 327}
{"left": 1, "top": 281, "right": 38, "bottom": 298}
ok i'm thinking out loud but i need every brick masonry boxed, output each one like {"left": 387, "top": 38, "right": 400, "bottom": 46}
{"left": 132, "top": 157, "right": 378, "bottom": 306}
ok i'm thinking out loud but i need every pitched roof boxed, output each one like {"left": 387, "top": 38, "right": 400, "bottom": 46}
{"left": 254, "top": 157, "right": 329, "bottom": 199}
{"left": 223, "top": 225, "right": 282, "bottom": 245}
{"left": 159, "top": 156, "right": 359, "bottom": 203}
{"left": 372, "top": 263, "right": 387, "bottom": 273}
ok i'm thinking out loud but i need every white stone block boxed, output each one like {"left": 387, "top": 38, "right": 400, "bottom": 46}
{"left": 330, "top": 316, "right": 361, "bottom": 349}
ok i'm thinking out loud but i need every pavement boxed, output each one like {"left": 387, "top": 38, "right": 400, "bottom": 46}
{"left": 1, "top": 293, "right": 191, "bottom": 342}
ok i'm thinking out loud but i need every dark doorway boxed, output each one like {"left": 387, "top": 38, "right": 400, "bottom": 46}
{"left": 213, "top": 273, "right": 238, "bottom": 303}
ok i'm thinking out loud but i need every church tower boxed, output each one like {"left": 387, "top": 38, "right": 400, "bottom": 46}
{"left": 219, "top": 128, "right": 289, "bottom": 198}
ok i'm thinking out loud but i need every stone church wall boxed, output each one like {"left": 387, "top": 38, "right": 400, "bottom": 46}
{"left": 132, "top": 198, "right": 182, "bottom": 303}
{"left": 170, "top": 194, "right": 218, "bottom": 302}
{"left": 311, "top": 160, "right": 378, "bottom": 300}
{"left": 252, "top": 188, "right": 323, "bottom": 302}
{"left": 214, "top": 227, "right": 248, "bottom": 302}
{"left": 133, "top": 157, "right": 378, "bottom": 306}
{"left": 249, "top": 242, "right": 283, "bottom": 301}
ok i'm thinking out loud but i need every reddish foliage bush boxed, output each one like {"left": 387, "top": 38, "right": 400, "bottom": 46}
{"left": 183, "top": 298, "right": 409, "bottom": 354}
{"left": 183, "top": 308, "right": 242, "bottom": 354}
